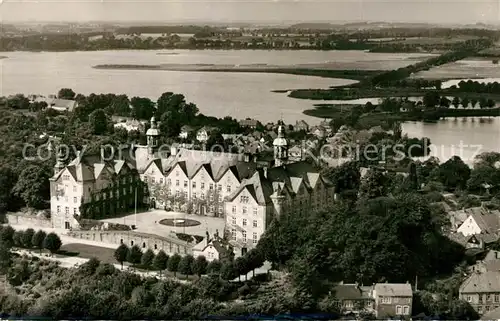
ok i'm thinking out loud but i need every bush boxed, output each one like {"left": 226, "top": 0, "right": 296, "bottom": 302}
{"left": 42, "top": 233, "right": 62, "bottom": 254}
{"left": 127, "top": 245, "right": 142, "bottom": 265}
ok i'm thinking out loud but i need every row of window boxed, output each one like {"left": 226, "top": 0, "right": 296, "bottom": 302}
{"left": 395, "top": 305, "right": 410, "bottom": 315}
{"left": 380, "top": 297, "right": 411, "bottom": 304}
{"left": 466, "top": 294, "right": 500, "bottom": 303}
{"left": 231, "top": 217, "right": 259, "bottom": 228}
{"left": 231, "top": 206, "right": 258, "bottom": 215}
{"left": 57, "top": 206, "right": 78, "bottom": 216}
{"left": 230, "top": 229, "right": 258, "bottom": 244}
{"left": 150, "top": 177, "right": 233, "bottom": 193}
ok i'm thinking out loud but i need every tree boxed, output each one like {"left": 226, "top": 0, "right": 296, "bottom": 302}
{"left": 451, "top": 97, "right": 460, "bottom": 109}
{"left": 245, "top": 249, "right": 265, "bottom": 277}
{"left": 127, "top": 245, "right": 142, "bottom": 265}
{"left": 234, "top": 256, "right": 249, "bottom": 281}
{"left": 460, "top": 97, "right": 470, "bottom": 109}
{"left": 12, "top": 165, "right": 51, "bottom": 209}
{"left": 0, "top": 225, "right": 15, "bottom": 247}
{"left": 43, "top": 232, "right": 62, "bottom": 254}
{"left": 32, "top": 230, "right": 46, "bottom": 253}
{"left": 436, "top": 156, "right": 471, "bottom": 191}
{"left": 22, "top": 228, "right": 35, "bottom": 248}
{"left": 130, "top": 97, "right": 155, "bottom": 120}
{"left": 0, "top": 166, "right": 17, "bottom": 214}
{"left": 0, "top": 241, "right": 12, "bottom": 273}
{"left": 178, "top": 254, "right": 194, "bottom": 278}
{"left": 220, "top": 261, "right": 236, "bottom": 281}
{"left": 470, "top": 98, "right": 478, "bottom": 109}
{"left": 359, "top": 168, "right": 389, "bottom": 199}
{"left": 439, "top": 96, "right": 450, "bottom": 108}
{"left": 207, "top": 259, "right": 222, "bottom": 274}
{"left": 57, "top": 88, "right": 76, "bottom": 100}
{"left": 168, "top": 253, "right": 181, "bottom": 277}
{"left": 153, "top": 250, "right": 169, "bottom": 276}
{"left": 88, "top": 109, "right": 108, "bottom": 135}
{"left": 479, "top": 97, "right": 488, "bottom": 109}
{"left": 192, "top": 255, "right": 208, "bottom": 277}
{"left": 12, "top": 230, "right": 24, "bottom": 247}
{"left": 487, "top": 99, "right": 496, "bottom": 108}
{"left": 422, "top": 92, "right": 440, "bottom": 108}
{"left": 141, "top": 249, "right": 155, "bottom": 269}
{"left": 114, "top": 244, "right": 129, "bottom": 269}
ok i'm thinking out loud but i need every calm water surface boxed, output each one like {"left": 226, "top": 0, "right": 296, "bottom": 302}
{"left": 0, "top": 50, "right": 428, "bottom": 124}
{"left": 403, "top": 118, "right": 500, "bottom": 163}
{"left": 0, "top": 50, "right": 497, "bottom": 159}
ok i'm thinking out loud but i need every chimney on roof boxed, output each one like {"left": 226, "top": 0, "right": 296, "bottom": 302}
{"left": 244, "top": 153, "right": 251, "bottom": 163}
{"left": 263, "top": 167, "right": 268, "bottom": 179}
{"left": 205, "top": 231, "right": 210, "bottom": 246}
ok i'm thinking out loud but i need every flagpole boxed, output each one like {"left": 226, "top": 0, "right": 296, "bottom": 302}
{"left": 134, "top": 186, "right": 137, "bottom": 228}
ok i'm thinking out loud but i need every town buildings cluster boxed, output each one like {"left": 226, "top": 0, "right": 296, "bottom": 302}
{"left": 49, "top": 116, "right": 336, "bottom": 257}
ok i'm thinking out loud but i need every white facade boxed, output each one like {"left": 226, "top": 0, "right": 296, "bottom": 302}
{"left": 457, "top": 215, "right": 483, "bottom": 236}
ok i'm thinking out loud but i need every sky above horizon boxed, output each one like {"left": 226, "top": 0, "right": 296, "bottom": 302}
{"left": 0, "top": 0, "right": 499, "bottom": 25}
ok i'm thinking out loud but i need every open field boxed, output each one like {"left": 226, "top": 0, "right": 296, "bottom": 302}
{"left": 412, "top": 57, "right": 500, "bottom": 80}
{"left": 58, "top": 243, "right": 117, "bottom": 264}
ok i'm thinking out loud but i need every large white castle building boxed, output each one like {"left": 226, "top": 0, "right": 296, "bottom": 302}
{"left": 49, "top": 117, "right": 336, "bottom": 253}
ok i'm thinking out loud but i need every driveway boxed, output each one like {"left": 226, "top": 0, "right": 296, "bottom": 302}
{"left": 99, "top": 210, "right": 226, "bottom": 238}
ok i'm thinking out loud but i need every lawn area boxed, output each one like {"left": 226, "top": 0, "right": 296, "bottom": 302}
{"left": 58, "top": 243, "right": 117, "bottom": 264}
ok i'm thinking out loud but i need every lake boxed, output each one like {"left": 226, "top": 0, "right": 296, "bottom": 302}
{"left": 0, "top": 50, "right": 430, "bottom": 124}
{"left": 0, "top": 49, "right": 497, "bottom": 162}
{"left": 402, "top": 117, "right": 500, "bottom": 164}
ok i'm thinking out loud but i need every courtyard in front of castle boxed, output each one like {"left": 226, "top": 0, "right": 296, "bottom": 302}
{"left": 99, "top": 210, "right": 226, "bottom": 240}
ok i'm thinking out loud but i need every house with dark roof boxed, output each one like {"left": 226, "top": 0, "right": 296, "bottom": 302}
{"left": 35, "top": 96, "right": 78, "bottom": 112}
{"left": 239, "top": 118, "right": 259, "bottom": 129}
{"left": 192, "top": 231, "right": 230, "bottom": 262}
{"left": 179, "top": 125, "right": 196, "bottom": 139}
{"left": 295, "top": 120, "right": 309, "bottom": 132}
{"left": 333, "top": 283, "right": 374, "bottom": 315}
{"left": 460, "top": 271, "right": 500, "bottom": 315}
{"left": 456, "top": 208, "right": 500, "bottom": 246}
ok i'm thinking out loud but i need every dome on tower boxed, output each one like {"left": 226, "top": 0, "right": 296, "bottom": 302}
{"left": 146, "top": 116, "right": 160, "bottom": 136}
{"left": 273, "top": 125, "right": 288, "bottom": 147}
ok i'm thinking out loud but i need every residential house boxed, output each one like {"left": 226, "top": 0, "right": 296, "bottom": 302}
{"left": 456, "top": 208, "right": 500, "bottom": 244}
{"left": 288, "top": 144, "right": 304, "bottom": 162}
{"left": 310, "top": 125, "right": 326, "bottom": 138}
{"left": 460, "top": 271, "right": 500, "bottom": 315}
{"left": 239, "top": 118, "right": 259, "bottom": 129}
{"left": 35, "top": 96, "right": 78, "bottom": 112}
{"left": 373, "top": 282, "right": 413, "bottom": 318}
{"left": 333, "top": 282, "right": 374, "bottom": 315}
{"left": 192, "top": 231, "right": 230, "bottom": 262}
{"left": 113, "top": 118, "right": 147, "bottom": 132}
{"left": 320, "top": 120, "right": 333, "bottom": 136}
{"left": 449, "top": 207, "right": 494, "bottom": 232}
{"left": 471, "top": 250, "right": 500, "bottom": 273}
{"left": 179, "top": 125, "right": 196, "bottom": 140}
{"left": 295, "top": 120, "right": 309, "bottom": 132}
{"left": 196, "top": 126, "right": 217, "bottom": 142}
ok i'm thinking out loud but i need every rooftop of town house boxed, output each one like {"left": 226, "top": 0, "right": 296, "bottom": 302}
{"left": 460, "top": 271, "right": 500, "bottom": 293}
{"left": 374, "top": 283, "right": 413, "bottom": 297}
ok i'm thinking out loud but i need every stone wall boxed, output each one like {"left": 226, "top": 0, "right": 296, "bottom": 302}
{"left": 67, "top": 230, "right": 192, "bottom": 255}
{"left": 5, "top": 213, "right": 53, "bottom": 228}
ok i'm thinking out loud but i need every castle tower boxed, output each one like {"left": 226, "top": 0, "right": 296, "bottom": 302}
{"left": 273, "top": 125, "right": 288, "bottom": 167}
{"left": 146, "top": 116, "right": 160, "bottom": 156}
{"left": 48, "top": 138, "right": 65, "bottom": 175}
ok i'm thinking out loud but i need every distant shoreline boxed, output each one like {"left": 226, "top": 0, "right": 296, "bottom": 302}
{"left": 93, "top": 64, "right": 378, "bottom": 81}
